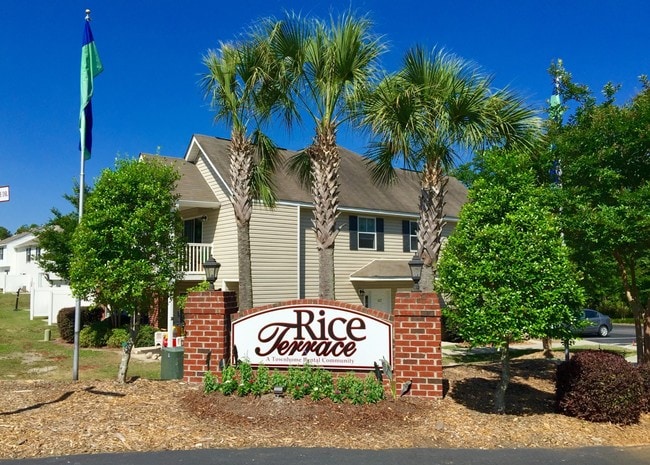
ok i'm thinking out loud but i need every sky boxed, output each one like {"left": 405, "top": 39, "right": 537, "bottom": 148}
{"left": 1, "top": 0, "right": 648, "bottom": 234}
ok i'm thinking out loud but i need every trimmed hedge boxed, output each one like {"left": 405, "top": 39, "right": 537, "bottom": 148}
{"left": 556, "top": 350, "right": 643, "bottom": 425}
{"left": 56, "top": 306, "right": 104, "bottom": 343}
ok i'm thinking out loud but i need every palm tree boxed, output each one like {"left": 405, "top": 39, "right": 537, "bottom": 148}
{"left": 263, "top": 12, "right": 385, "bottom": 299}
{"left": 201, "top": 36, "right": 287, "bottom": 311}
{"left": 361, "top": 47, "right": 540, "bottom": 291}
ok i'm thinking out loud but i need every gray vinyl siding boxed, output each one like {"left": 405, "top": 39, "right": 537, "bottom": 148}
{"left": 195, "top": 156, "right": 238, "bottom": 288}
{"left": 335, "top": 214, "right": 416, "bottom": 304}
{"left": 299, "top": 208, "right": 320, "bottom": 299}
{"left": 298, "top": 209, "right": 422, "bottom": 304}
{"left": 249, "top": 203, "right": 299, "bottom": 306}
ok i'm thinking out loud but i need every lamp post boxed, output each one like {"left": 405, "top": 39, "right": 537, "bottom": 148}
{"left": 408, "top": 253, "right": 424, "bottom": 292}
{"left": 203, "top": 256, "right": 221, "bottom": 291}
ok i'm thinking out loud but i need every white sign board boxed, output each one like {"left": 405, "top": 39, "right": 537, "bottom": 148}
{"left": 0, "top": 186, "right": 8, "bottom": 202}
{"left": 232, "top": 304, "right": 392, "bottom": 369}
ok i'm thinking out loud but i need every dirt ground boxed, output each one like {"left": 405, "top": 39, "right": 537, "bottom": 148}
{"left": 1, "top": 353, "right": 649, "bottom": 460}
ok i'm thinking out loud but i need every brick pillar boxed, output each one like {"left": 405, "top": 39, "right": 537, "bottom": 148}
{"left": 182, "top": 291, "right": 238, "bottom": 384}
{"left": 392, "top": 291, "right": 443, "bottom": 398}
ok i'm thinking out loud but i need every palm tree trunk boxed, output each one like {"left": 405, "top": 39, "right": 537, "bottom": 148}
{"left": 237, "top": 221, "right": 253, "bottom": 311}
{"left": 310, "top": 126, "right": 340, "bottom": 300}
{"left": 418, "top": 159, "right": 448, "bottom": 292}
{"left": 495, "top": 342, "right": 510, "bottom": 413}
{"left": 230, "top": 131, "right": 254, "bottom": 310}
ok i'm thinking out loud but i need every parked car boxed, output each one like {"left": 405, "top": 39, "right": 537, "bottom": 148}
{"left": 577, "top": 309, "right": 613, "bottom": 337}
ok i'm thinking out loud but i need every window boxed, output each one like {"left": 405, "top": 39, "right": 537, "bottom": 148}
{"left": 409, "top": 221, "right": 418, "bottom": 252}
{"left": 358, "top": 217, "right": 376, "bottom": 249}
{"left": 26, "top": 247, "right": 32, "bottom": 263}
{"left": 349, "top": 215, "right": 384, "bottom": 251}
{"left": 35, "top": 247, "right": 41, "bottom": 260}
{"left": 402, "top": 220, "right": 418, "bottom": 252}
{"left": 183, "top": 218, "right": 203, "bottom": 243}
{"left": 0, "top": 247, "right": 4, "bottom": 260}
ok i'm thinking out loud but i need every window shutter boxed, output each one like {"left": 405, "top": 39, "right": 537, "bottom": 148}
{"left": 376, "top": 218, "right": 384, "bottom": 251}
{"left": 349, "top": 215, "right": 358, "bottom": 250}
{"left": 402, "top": 220, "right": 410, "bottom": 252}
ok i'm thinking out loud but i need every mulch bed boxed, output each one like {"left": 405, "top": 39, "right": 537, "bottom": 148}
{"left": 1, "top": 355, "right": 649, "bottom": 460}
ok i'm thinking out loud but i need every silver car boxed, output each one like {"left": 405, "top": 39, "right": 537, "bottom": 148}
{"left": 579, "top": 309, "right": 613, "bottom": 337}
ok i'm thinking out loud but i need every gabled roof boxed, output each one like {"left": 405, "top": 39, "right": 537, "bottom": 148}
{"left": 186, "top": 134, "right": 467, "bottom": 219}
{"left": 139, "top": 153, "right": 220, "bottom": 209}
{"left": 0, "top": 231, "right": 38, "bottom": 248}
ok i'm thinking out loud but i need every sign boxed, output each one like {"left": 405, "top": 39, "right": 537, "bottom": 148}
{"left": 0, "top": 186, "right": 8, "bottom": 202}
{"left": 232, "top": 304, "right": 392, "bottom": 369}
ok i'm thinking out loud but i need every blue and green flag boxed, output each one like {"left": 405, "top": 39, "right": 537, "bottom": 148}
{"left": 79, "top": 20, "right": 103, "bottom": 160}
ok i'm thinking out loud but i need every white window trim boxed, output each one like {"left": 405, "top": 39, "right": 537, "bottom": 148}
{"left": 358, "top": 216, "right": 376, "bottom": 250}
{"left": 409, "top": 221, "right": 418, "bottom": 252}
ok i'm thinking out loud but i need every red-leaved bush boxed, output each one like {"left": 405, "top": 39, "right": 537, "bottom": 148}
{"left": 556, "top": 350, "right": 643, "bottom": 425}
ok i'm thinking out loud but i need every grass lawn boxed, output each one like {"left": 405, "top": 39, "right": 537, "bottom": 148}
{"left": 0, "top": 293, "right": 160, "bottom": 381}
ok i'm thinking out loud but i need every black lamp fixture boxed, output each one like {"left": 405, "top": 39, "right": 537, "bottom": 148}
{"left": 203, "top": 255, "right": 221, "bottom": 290}
{"left": 408, "top": 253, "right": 424, "bottom": 292}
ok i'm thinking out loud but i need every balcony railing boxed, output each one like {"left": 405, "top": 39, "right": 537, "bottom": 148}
{"left": 181, "top": 243, "right": 212, "bottom": 274}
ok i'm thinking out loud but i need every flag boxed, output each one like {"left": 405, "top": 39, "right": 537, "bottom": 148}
{"left": 80, "top": 20, "right": 103, "bottom": 160}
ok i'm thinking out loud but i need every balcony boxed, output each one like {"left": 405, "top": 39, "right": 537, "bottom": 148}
{"left": 181, "top": 243, "right": 212, "bottom": 277}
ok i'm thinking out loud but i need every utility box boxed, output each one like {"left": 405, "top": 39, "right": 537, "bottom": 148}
{"left": 161, "top": 347, "right": 184, "bottom": 380}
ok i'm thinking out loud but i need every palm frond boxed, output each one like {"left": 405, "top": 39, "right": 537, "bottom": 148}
{"left": 287, "top": 149, "right": 313, "bottom": 188}
{"left": 248, "top": 130, "right": 279, "bottom": 209}
{"left": 365, "top": 141, "right": 399, "bottom": 186}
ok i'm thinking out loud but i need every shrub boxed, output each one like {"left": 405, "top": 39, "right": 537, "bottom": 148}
{"left": 57, "top": 307, "right": 76, "bottom": 343}
{"left": 135, "top": 325, "right": 155, "bottom": 347}
{"left": 56, "top": 306, "right": 105, "bottom": 343}
{"left": 203, "top": 371, "right": 219, "bottom": 393}
{"left": 556, "top": 350, "right": 643, "bottom": 425}
{"left": 201, "top": 364, "right": 385, "bottom": 405}
{"left": 106, "top": 328, "right": 130, "bottom": 348}
{"left": 334, "top": 373, "right": 366, "bottom": 404}
{"left": 79, "top": 320, "right": 111, "bottom": 348}
{"left": 236, "top": 361, "right": 254, "bottom": 397}
{"left": 250, "top": 364, "right": 272, "bottom": 397}
{"left": 220, "top": 365, "right": 238, "bottom": 396}
{"left": 638, "top": 363, "right": 650, "bottom": 413}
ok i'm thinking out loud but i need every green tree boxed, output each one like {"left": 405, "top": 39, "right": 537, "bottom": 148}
{"left": 201, "top": 32, "right": 287, "bottom": 311}
{"left": 15, "top": 224, "right": 39, "bottom": 234}
{"left": 360, "top": 47, "right": 539, "bottom": 292}
{"left": 70, "top": 158, "right": 185, "bottom": 383}
{"left": 551, "top": 80, "right": 650, "bottom": 362}
{"left": 266, "top": 12, "right": 384, "bottom": 299}
{"left": 437, "top": 150, "right": 584, "bottom": 413}
{"left": 37, "top": 184, "right": 90, "bottom": 282}
{"left": 0, "top": 226, "right": 10, "bottom": 240}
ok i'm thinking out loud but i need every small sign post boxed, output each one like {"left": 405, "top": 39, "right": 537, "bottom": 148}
{"left": 0, "top": 186, "right": 9, "bottom": 202}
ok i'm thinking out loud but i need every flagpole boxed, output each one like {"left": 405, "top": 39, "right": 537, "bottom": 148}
{"left": 73, "top": 9, "right": 91, "bottom": 381}
{"left": 73, "top": 8, "right": 102, "bottom": 380}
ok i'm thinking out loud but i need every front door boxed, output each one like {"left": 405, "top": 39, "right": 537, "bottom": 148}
{"left": 366, "top": 288, "right": 392, "bottom": 312}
